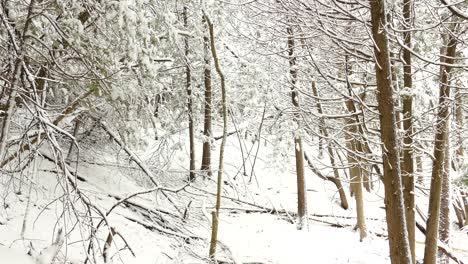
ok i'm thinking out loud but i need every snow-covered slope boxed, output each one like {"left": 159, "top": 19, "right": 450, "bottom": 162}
{"left": 0, "top": 134, "right": 467, "bottom": 264}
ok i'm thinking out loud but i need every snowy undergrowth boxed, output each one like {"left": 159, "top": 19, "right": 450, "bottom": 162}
{"left": 0, "top": 131, "right": 467, "bottom": 263}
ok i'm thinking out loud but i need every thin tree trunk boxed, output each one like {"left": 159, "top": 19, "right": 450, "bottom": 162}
{"left": 311, "top": 81, "right": 349, "bottom": 209}
{"left": 401, "top": 0, "right": 415, "bottom": 261}
{"left": 288, "top": 26, "right": 307, "bottom": 230}
{"left": 312, "top": 82, "right": 325, "bottom": 159}
{"left": 303, "top": 152, "right": 348, "bottom": 211}
{"left": 346, "top": 115, "right": 367, "bottom": 241}
{"left": 200, "top": 15, "right": 212, "bottom": 178}
{"left": 344, "top": 102, "right": 367, "bottom": 241}
{"left": 66, "top": 116, "right": 81, "bottom": 161}
{"left": 453, "top": 192, "right": 466, "bottom": 228}
{"left": 369, "top": 1, "right": 412, "bottom": 263}
{"left": 205, "top": 14, "right": 228, "bottom": 260}
{"left": 465, "top": 200, "right": 468, "bottom": 226}
{"left": 353, "top": 159, "right": 367, "bottom": 241}
{"left": 423, "top": 26, "right": 458, "bottom": 264}
{"left": 0, "top": 0, "right": 28, "bottom": 162}
{"left": 0, "top": 59, "right": 21, "bottom": 161}
{"left": 416, "top": 153, "right": 424, "bottom": 185}
{"left": 184, "top": 7, "right": 196, "bottom": 182}
{"left": 455, "top": 88, "right": 464, "bottom": 167}
{"left": 343, "top": 61, "right": 373, "bottom": 194}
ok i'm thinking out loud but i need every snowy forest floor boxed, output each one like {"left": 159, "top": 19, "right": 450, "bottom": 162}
{"left": 0, "top": 130, "right": 467, "bottom": 264}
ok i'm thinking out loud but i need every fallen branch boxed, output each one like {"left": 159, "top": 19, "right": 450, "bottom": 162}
{"left": 40, "top": 151, "right": 187, "bottom": 244}
{"left": 214, "top": 130, "right": 238, "bottom": 140}
{"left": 98, "top": 120, "right": 182, "bottom": 215}
{"left": 217, "top": 206, "right": 382, "bottom": 221}
{"left": 303, "top": 151, "right": 348, "bottom": 209}
{"left": 119, "top": 213, "right": 201, "bottom": 241}
{"left": 1, "top": 90, "right": 93, "bottom": 168}
{"left": 193, "top": 186, "right": 350, "bottom": 228}
{"left": 102, "top": 227, "right": 136, "bottom": 263}
{"left": 108, "top": 191, "right": 181, "bottom": 219}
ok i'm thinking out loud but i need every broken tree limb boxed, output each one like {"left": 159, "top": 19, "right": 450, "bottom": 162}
{"left": 303, "top": 151, "right": 349, "bottom": 210}
{"left": 102, "top": 227, "right": 136, "bottom": 263}
{"left": 98, "top": 120, "right": 182, "bottom": 215}
{"left": 1, "top": 90, "right": 93, "bottom": 168}
{"left": 41, "top": 150, "right": 186, "bottom": 241}
{"left": 119, "top": 213, "right": 201, "bottom": 241}
{"left": 193, "top": 186, "right": 350, "bottom": 228}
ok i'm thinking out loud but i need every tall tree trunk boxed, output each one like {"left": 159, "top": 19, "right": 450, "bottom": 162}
{"left": 423, "top": 26, "right": 458, "bottom": 264}
{"left": 288, "top": 27, "right": 307, "bottom": 230}
{"left": 369, "top": 1, "right": 412, "bottom": 263}
{"left": 438, "top": 134, "right": 451, "bottom": 264}
{"left": 184, "top": 7, "right": 196, "bottom": 182}
{"left": 200, "top": 15, "right": 212, "bottom": 178}
{"left": 455, "top": 88, "right": 464, "bottom": 167}
{"left": 401, "top": 0, "right": 415, "bottom": 261}
{"left": 205, "top": 14, "right": 228, "bottom": 260}
{"left": 345, "top": 100, "right": 367, "bottom": 241}
{"left": 344, "top": 57, "right": 367, "bottom": 240}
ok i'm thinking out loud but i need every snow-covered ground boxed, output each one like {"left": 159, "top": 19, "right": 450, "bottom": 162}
{"left": 0, "top": 133, "right": 467, "bottom": 263}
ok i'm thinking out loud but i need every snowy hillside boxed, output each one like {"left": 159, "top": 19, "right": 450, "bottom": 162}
{"left": 1, "top": 133, "right": 467, "bottom": 263}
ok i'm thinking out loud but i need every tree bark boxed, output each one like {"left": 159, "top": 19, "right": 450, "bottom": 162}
{"left": 369, "top": 1, "right": 412, "bottom": 263}
{"left": 205, "top": 14, "right": 228, "bottom": 260}
{"left": 401, "top": 0, "right": 415, "bottom": 261}
{"left": 184, "top": 7, "right": 196, "bottom": 182}
{"left": 423, "top": 26, "right": 458, "bottom": 264}
{"left": 288, "top": 26, "right": 307, "bottom": 230}
{"left": 201, "top": 15, "right": 212, "bottom": 178}
{"left": 0, "top": 65, "right": 20, "bottom": 161}
{"left": 345, "top": 100, "right": 367, "bottom": 241}
{"left": 438, "top": 135, "right": 451, "bottom": 264}
{"left": 455, "top": 87, "right": 464, "bottom": 167}
{"left": 311, "top": 81, "right": 349, "bottom": 210}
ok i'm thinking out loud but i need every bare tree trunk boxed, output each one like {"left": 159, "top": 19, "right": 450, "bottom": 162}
{"left": 453, "top": 191, "right": 466, "bottom": 228}
{"left": 205, "top": 14, "right": 228, "bottom": 260}
{"left": 345, "top": 101, "right": 367, "bottom": 241}
{"left": 438, "top": 134, "right": 451, "bottom": 264}
{"left": 200, "top": 15, "right": 212, "bottom": 178}
{"left": 455, "top": 87, "right": 464, "bottom": 167}
{"left": 423, "top": 25, "right": 458, "bottom": 264}
{"left": 288, "top": 27, "right": 307, "bottom": 230}
{"left": 343, "top": 56, "right": 367, "bottom": 240}
{"left": 369, "top": 1, "right": 412, "bottom": 263}
{"left": 66, "top": 115, "right": 81, "bottom": 161}
{"left": 311, "top": 81, "right": 349, "bottom": 210}
{"left": 353, "top": 159, "right": 367, "bottom": 241}
{"left": 0, "top": 3, "right": 22, "bottom": 162}
{"left": 184, "top": 7, "right": 196, "bottom": 182}
{"left": 465, "top": 199, "right": 468, "bottom": 226}
{"left": 312, "top": 82, "right": 325, "bottom": 159}
{"left": 401, "top": 0, "right": 415, "bottom": 261}
{"left": 0, "top": 58, "right": 22, "bottom": 161}
{"left": 416, "top": 153, "right": 424, "bottom": 185}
